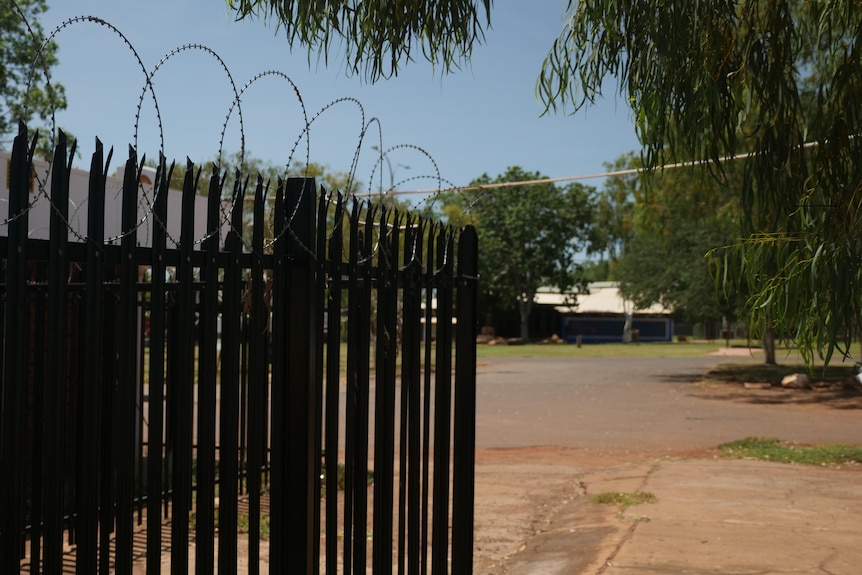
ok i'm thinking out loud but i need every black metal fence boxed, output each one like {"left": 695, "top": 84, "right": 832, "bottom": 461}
{"left": 0, "top": 124, "right": 478, "bottom": 575}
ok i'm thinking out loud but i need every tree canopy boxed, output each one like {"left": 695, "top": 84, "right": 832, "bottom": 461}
{"left": 587, "top": 153, "right": 637, "bottom": 264}
{"left": 2, "top": 0, "right": 67, "bottom": 150}
{"left": 150, "top": 151, "right": 361, "bottom": 197}
{"left": 614, "top": 158, "right": 744, "bottom": 333}
{"left": 546, "top": 1, "right": 862, "bottom": 364}
{"left": 446, "top": 166, "right": 593, "bottom": 340}
{"left": 228, "top": 0, "right": 862, "bottom": 363}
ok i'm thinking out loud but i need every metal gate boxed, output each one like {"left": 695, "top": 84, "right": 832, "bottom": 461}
{"left": 0, "top": 123, "right": 478, "bottom": 574}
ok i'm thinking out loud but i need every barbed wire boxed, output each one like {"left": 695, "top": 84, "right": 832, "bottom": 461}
{"left": 4, "top": 5, "right": 471, "bottom": 267}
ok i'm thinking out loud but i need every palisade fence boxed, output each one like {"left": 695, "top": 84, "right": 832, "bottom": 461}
{"left": 0, "top": 125, "right": 478, "bottom": 575}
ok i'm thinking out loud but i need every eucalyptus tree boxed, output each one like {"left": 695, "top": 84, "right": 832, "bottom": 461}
{"left": 451, "top": 167, "right": 594, "bottom": 340}
{"left": 228, "top": 0, "right": 862, "bottom": 364}
{"left": 2, "top": 0, "right": 68, "bottom": 152}
{"left": 541, "top": 1, "right": 862, "bottom": 364}
{"left": 614, "top": 165, "right": 745, "bottom": 350}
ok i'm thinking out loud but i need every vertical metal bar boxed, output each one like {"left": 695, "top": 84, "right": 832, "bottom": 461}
{"left": 30, "top": 264, "right": 46, "bottom": 575}
{"left": 99, "top": 266, "right": 118, "bottom": 575}
{"left": 398, "top": 220, "right": 411, "bottom": 575}
{"left": 68, "top": 275, "right": 83, "bottom": 552}
{"left": 196, "top": 164, "right": 222, "bottom": 575}
{"left": 218, "top": 174, "right": 246, "bottom": 573}
{"left": 420, "top": 224, "right": 437, "bottom": 575}
{"left": 268, "top": 179, "right": 287, "bottom": 574}
{"left": 431, "top": 230, "right": 454, "bottom": 575}
{"left": 401, "top": 218, "right": 424, "bottom": 575}
{"left": 323, "top": 194, "right": 344, "bottom": 575}
{"left": 0, "top": 230, "right": 6, "bottom": 567}
{"left": 352, "top": 206, "right": 375, "bottom": 573}
{"left": 136, "top": 294, "right": 147, "bottom": 530}
{"left": 451, "top": 226, "right": 478, "bottom": 574}
{"left": 171, "top": 160, "right": 199, "bottom": 575}
{"left": 116, "top": 147, "right": 141, "bottom": 575}
{"left": 341, "top": 199, "right": 362, "bottom": 575}
{"left": 239, "top": 311, "right": 248, "bottom": 498}
{"left": 77, "top": 139, "right": 110, "bottom": 575}
{"left": 43, "top": 131, "right": 72, "bottom": 575}
{"left": 0, "top": 123, "right": 32, "bottom": 575}
{"left": 373, "top": 208, "right": 399, "bottom": 575}
{"left": 246, "top": 177, "right": 266, "bottom": 575}
{"left": 147, "top": 157, "right": 170, "bottom": 575}
{"left": 312, "top": 189, "right": 328, "bottom": 575}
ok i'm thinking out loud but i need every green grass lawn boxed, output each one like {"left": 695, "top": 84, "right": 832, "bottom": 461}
{"left": 718, "top": 437, "right": 862, "bottom": 466}
{"left": 475, "top": 339, "right": 861, "bottom": 384}
{"left": 475, "top": 339, "right": 757, "bottom": 359}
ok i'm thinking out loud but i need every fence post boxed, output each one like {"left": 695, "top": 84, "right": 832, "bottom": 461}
{"left": 270, "top": 177, "right": 317, "bottom": 574}
{"left": 452, "top": 225, "right": 478, "bottom": 574}
{"left": 269, "top": 178, "right": 286, "bottom": 573}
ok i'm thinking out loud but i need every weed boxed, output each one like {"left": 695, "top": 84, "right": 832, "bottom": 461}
{"left": 320, "top": 462, "right": 374, "bottom": 498}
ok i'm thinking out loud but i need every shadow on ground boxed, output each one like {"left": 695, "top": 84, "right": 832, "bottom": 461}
{"left": 686, "top": 383, "right": 862, "bottom": 410}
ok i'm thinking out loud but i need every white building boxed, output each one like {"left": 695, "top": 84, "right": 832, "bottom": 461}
{"left": 1, "top": 151, "right": 210, "bottom": 247}
{"left": 534, "top": 282, "right": 673, "bottom": 343}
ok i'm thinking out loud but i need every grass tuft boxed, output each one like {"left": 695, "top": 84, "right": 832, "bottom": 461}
{"left": 590, "top": 491, "right": 657, "bottom": 512}
{"left": 718, "top": 437, "right": 862, "bottom": 466}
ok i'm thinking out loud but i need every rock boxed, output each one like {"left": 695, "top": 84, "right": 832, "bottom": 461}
{"left": 781, "top": 373, "right": 810, "bottom": 389}
{"left": 476, "top": 334, "right": 495, "bottom": 344}
{"left": 506, "top": 337, "right": 526, "bottom": 346}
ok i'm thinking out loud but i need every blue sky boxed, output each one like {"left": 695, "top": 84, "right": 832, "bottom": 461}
{"left": 37, "top": 1, "right": 641, "bottom": 203}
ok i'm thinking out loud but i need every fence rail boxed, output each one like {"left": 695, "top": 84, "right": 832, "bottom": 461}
{"left": 0, "top": 124, "right": 478, "bottom": 575}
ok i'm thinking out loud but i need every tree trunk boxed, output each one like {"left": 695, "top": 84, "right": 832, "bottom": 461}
{"left": 518, "top": 299, "right": 531, "bottom": 341}
{"left": 762, "top": 328, "right": 776, "bottom": 365}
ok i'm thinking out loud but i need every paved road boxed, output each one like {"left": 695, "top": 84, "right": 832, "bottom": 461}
{"left": 475, "top": 355, "right": 861, "bottom": 452}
